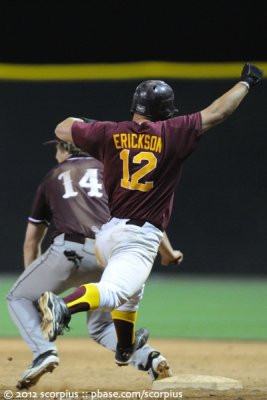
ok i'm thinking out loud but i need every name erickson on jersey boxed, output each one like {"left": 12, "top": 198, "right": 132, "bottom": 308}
{"left": 113, "top": 133, "right": 162, "bottom": 153}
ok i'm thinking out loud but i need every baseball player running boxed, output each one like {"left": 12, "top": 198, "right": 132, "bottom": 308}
{"left": 38, "top": 63, "right": 263, "bottom": 369}
{"left": 7, "top": 140, "right": 183, "bottom": 389}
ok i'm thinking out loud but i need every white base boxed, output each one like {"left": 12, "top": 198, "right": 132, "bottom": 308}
{"left": 152, "top": 374, "right": 243, "bottom": 391}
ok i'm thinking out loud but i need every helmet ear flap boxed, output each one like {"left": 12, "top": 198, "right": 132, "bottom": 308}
{"left": 130, "top": 80, "right": 178, "bottom": 121}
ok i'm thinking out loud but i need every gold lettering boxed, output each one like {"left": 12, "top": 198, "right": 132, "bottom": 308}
{"left": 144, "top": 135, "right": 150, "bottom": 150}
{"left": 120, "top": 133, "right": 127, "bottom": 148}
{"left": 131, "top": 133, "right": 138, "bottom": 148}
{"left": 155, "top": 137, "right": 162, "bottom": 152}
{"left": 127, "top": 133, "right": 131, "bottom": 147}
{"left": 113, "top": 133, "right": 162, "bottom": 153}
{"left": 113, "top": 134, "right": 121, "bottom": 149}
{"left": 150, "top": 136, "right": 157, "bottom": 151}
{"left": 138, "top": 134, "right": 144, "bottom": 149}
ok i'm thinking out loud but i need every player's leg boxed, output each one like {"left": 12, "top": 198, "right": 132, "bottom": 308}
{"left": 111, "top": 291, "right": 145, "bottom": 366}
{"left": 6, "top": 247, "right": 62, "bottom": 389}
{"left": 6, "top": 247, "right": 65, "bottom": 358}
{"left": 85, "top": 220, "right": 163, "bottom": 363}
{"left": 48, "top": 252, "right": 152, "bottom": 347}
{"left": 38, "top": 219, "right": 163, "bottom": 363}
{"left": 88, "top": 309, "right": 172, "bottom": 380}
{"left": 6, "top": 235, "right": 98, "bottom": 389}
{"left": 72, "top": 235, "right": 159, "bottom": 371}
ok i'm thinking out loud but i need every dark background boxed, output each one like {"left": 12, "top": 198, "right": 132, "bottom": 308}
{"left": 1, "top": 1, "right": 266, "bottom": 275}
{"left": 1, "top": 1, "right": 267, "bottom": 63}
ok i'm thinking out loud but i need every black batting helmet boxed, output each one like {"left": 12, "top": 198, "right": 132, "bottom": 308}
{"left": 130, "top": 80, "right": 178, "bottom": 121}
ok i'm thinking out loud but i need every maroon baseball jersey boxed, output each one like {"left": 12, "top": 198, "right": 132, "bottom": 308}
{"left": 29, "top": 156, "right": 110, "bottom": 239}
{"left": 72, "top": 113, "right": 202, "bottom": 231}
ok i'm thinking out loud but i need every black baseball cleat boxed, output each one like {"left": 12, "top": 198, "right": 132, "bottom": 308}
{"left": 16, "top": 350, "right": 59, "bottom": 389}
{"left": 142, "top": 351, "right": 173, "bottom": 381}
{"left": 38, "top": 291, "right": 71, "bottom": 342}
{"left": 115, "top": 327, "right": 149, "bottom": 366}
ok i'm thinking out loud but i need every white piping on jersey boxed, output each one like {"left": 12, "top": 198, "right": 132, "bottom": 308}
{"left": 67, "top": 157, "right": 93, "bottom": 161}
{"left": 28, "top": 217, "right": 50, "bottom": 225}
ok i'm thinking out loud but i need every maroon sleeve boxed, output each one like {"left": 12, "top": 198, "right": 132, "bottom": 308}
{"left": 72, "top": 121, "right": 106, "bottom": 160}
{"left": 28, "top": 183, "right": 52, "bottom": 226}
{"left": 165, "top": 112, "right": 202, "bottom": 160}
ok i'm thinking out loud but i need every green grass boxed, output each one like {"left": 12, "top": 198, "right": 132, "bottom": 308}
{"left": 1, "top": 274, "right": 267, "bottom": 340}
{"left": 137, "top": 276, "right": 267, "bottom": 340}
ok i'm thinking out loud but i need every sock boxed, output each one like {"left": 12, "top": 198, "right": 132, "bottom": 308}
{"left": 111, "top": 310, "right": 137, "bottom": 348}
{"left": 63, "top": 284, "right": 100, "bottom": 314}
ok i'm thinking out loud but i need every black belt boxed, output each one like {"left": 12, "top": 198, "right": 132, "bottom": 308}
{"left": 64, "top": 234, "right": 88, "bottom": 244}
{"left": 126, "top": 219, "right": 146, "bottom": 227}
{"left": 125, "top": 219, "right": 163, "bottom": 231}
{"left": 110, "top": 217, "right": 162, "bottom": 231}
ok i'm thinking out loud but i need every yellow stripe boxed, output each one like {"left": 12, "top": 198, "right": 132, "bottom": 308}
{"left": 0, "top": 62, "right": 266, "bottom": 81}
{"left": 67, "top": 284, "right": 100, "bottom": 310}
{"left": 111, "top": 310, "right": 137, "bottom": 323}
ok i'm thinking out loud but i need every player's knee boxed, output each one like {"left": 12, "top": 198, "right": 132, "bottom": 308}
{"left": 96, "top": 281, "right": 131, "bottom": 310}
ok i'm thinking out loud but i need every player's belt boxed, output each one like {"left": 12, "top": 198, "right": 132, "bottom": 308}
{"left": 125, "top": 218, "right": 163, "bottom": 231}
{"left": 64, "top": 234, "right": 93, "bottom": 243}
{"left": 126, "top": 219, "right": 146, "bottom": 227}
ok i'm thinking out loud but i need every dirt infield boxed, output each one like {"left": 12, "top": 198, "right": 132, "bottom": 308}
{"left": 1, "top": 338, "right": 267, "bottom": 399}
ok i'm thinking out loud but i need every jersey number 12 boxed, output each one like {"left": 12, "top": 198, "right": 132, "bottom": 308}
{"left": 120, "top": 149, "right": 157, "bottom": 192}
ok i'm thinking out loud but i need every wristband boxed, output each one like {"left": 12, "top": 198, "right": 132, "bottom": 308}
{"left": 239, "top": 81, "right": 250, "bottom": 91}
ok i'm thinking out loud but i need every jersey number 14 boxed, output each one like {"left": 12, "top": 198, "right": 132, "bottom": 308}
{"left": 58, "top": 169, "right": 103, "bottom": 198}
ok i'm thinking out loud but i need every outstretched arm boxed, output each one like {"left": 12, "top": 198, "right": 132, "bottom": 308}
{"left": 159, "top": 232, "right": 183, "bottom": 266}
{"left": 200, "top": 63, "right": 263, "bottom": 134}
